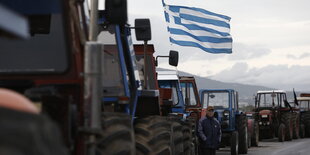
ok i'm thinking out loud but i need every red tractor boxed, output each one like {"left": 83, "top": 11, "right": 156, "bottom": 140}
{"left": 254, "top": 90, "right": 296, "bottom": 142}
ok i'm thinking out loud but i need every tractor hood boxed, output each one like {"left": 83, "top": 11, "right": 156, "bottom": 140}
{"left": 259, "top": 109, "right": 272, "bottom": 115}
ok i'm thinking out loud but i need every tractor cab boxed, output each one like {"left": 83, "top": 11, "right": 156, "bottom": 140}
{"left": 0, "top": 0, "right": 69, "bottom": 76}
{"left": 179, "top": 76, "right": 201, "bottom": 120}
{"left": 157, "top": 70, "right": 185, "bottom": 115}
{"left": 200, "top": 89, "right": 239, "bottom": 131}
{"left": 297, "top": 97, "right": 310, "bottom": 112}
{"left": 255, "top": 90, "right": 289, "bottom": 126}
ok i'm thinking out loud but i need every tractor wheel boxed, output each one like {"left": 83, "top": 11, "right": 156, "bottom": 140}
{"left": 292, "top": 113, "right": 300, "bottom": 139}
{"left": 0, "top": 108, "right": 68, "bottom": 155}
{"left": 186, "top": 118, "right": 198, "bottom": 155}
{"left": 98, "top": 112, "right": 135, "bottom": 155}
{"left": 302, "top": 112, "right": 310, "bottom": 122}
{"left": 231, "top": 131, "right": 239, "bottom": 155}
{"left": 236, "top": 115, "right": 248, "bottom": 154}
{"left": 305, "top": 120, "right": 310, "bottom": 137}
{"left": 300, "top": 124, "right": 305, "bottom": 138}
{"left": 135, "top": 116, "right": 171, "bottom": 155}
{"left": 251, "top": 122, "right": 259, "bottom": 147}
{"left": 167, "top": 117, "right": 184, "bottom": 155}
{"left": 281, "top": 112, "right": 293, "bottom": 141}
{"left": 247, "top": 129, "right": 251, "bottom": 148}
{"left": 278, "top": 123, "right": 285, "bottom": 142}
{"left": 182, "top": 120, "right": 195, "bottom": 155}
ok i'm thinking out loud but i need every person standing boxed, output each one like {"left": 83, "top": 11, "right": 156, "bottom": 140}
{"left": 198, "top": 106, "right": 221, "bottom": 155}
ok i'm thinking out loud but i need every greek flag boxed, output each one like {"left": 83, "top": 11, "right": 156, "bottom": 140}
{"left": 163, "top": 2, "right": 232, "bottom": 54}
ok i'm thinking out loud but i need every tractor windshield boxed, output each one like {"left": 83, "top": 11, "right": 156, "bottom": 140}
{"left": 298, "top": 100, "right": 310, "bottom": 111}
{"left": 257, "top": 93, "right": 277, "bottom": 108}
{"left": 202, "top": 91, "right": 229, "bottom": 109}
{"left": 158, "top": 80, "right": 179, "bottom": 105}
{"left": 0, "top": 0, "right": 69, "bottom": 74}
{"left": 98, "top": 25, "right": 126, "bottom": 97}
{"left": 180, "top": 82, "right": 197, "bottom": 106}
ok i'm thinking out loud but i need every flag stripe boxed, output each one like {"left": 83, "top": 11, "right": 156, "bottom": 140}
{"left": 180, "top": 8, "right": 230, "bottom": 24}
{"left": 169, "top": 28, "right": 232, "bottom": 43}
{"left": 165, "top": 8, "right": 230, "bottom": 34}
{"left": 168, "top": 6, "right": 230, "bottom": 29}
{"left": 180, "top": 14, "right": 230, "bottom": 28}
{"left": 169, "top": 22, "right": 230, "bottom": 39}
{"left": 170, "top": 34, "right": 232, "bottom": 49}
{"left": 168, "top": 5, "right": 230, "bottom": 21}
{"left": 173, "top": 17, "right": 230, "bottom": 36}
{"left": 170, "top": 38, "right": 232, "bottom": 54}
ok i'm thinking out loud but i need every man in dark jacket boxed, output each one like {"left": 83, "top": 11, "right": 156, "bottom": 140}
{"left": 198, "top": 106, "right": 221, "bottom": 155}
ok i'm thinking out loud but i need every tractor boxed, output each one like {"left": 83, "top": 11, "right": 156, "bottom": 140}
{"left": 297, "top": 93, "right": 310, "bottom": 137}
{"left": 199, "top": 89, "right": 249, "bottom": 155}
{"left": 254, "top": 90, "right": 296, "bottom": 142}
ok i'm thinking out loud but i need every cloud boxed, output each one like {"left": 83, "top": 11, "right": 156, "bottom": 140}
{"left": 211, "top": 63, "right": 310, "bottom": 91}
{"left": 228, "top": 43, "right": 272, "bottom": 60}
{"left": 287, "top": 52, "right": 310, "bottom": 59}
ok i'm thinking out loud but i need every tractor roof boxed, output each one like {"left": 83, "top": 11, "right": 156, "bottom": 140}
{"left": 257, "top": 90, "right": 286, "bottom": 94}
{"left": 157, "top": 70, "right": 179, "bottom": 81}
{"left": 297, "top": 97, "right": 310, "bottom": 101}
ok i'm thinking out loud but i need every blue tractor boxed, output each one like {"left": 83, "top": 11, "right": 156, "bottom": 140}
{"left": 200, "top": 89, "right": 249, "bottom": 155}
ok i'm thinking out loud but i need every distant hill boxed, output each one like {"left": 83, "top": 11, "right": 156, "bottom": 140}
{"left": 177, "top": 70, "right": 273, "bottom": 97}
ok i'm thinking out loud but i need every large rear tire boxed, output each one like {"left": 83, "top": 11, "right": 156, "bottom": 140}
{"left": 281, "top": 112, "right": 293, "bottom": 141}
{"left": 0, "top": 108, "right": 68, "bottom": 155}
{"left": 168, "top": 119, "right": 184, "bottom": 155}
{"left": 182, "top": 120, "right": 193, "bottom": 155}
{"left": 305, "top": 120, "right": 310, "bottom": 137}
{"left": 98, "top": 112, "right": 135, "bottom": 155}
{"left": 231, "top": 131, "right": 239, "bottom": 155}
{"left": 186, "top": 118, "right": 198, "bottom": 155}
{"left": 236, "top": 115, "right": 248, "bottom": 154}
{"left": 134, "top": 116, "right": 171, "bottom": 155}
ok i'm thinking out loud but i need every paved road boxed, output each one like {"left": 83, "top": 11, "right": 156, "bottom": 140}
{"left": 217, "top": 138, "right": 310, "bottom": 155}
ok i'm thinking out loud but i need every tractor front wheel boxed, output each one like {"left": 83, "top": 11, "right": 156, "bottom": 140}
{"left": 292, "top": 113, "right": 300, "bottom": 139}
{"left": 300, "top": 123, "right": 305, "bottom": 138}
{"left": 278, "top": 123, "right": 285, "bottom": 142}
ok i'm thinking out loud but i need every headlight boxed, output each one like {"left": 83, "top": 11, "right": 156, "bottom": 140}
{"left": 267, "top": 122, "right": 270, "bottom": 125}
{"left": 261, "top": 114, "right": 268, "bottom": 118}
{"left": 223, "top": 110, "right": 229, "bottom": 117}
{"left": 259, "top": 122, "right": 262, "bottom": 125}
{"left": 246, "top": 113, "right": 253, "bottom": 117}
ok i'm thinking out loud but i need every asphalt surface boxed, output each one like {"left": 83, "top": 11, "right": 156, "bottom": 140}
{"left": 217, "top": 138, "right": 310, "bottom": 155}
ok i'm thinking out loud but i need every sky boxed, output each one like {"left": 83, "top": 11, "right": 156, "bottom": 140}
{"left": 127, "top": 0, "right": 310, "bottom": 91}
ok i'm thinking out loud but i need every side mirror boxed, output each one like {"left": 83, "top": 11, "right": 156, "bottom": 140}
{"left": 105, "top": 0, "right": 127, "bottom": 25}
{"left": 169, "top": 50, "right": 178, "bottom": 67}
{"left": 135, "top": 19, "right": 151, "bottom": 41}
